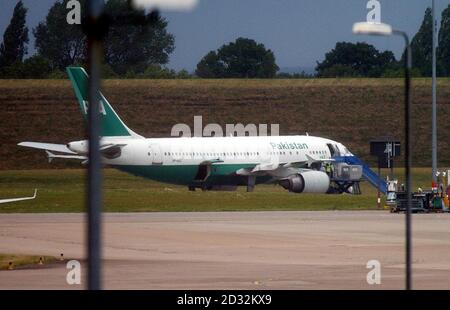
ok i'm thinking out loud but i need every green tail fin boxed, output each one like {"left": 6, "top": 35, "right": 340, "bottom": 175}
{"left": 66, "top": 67, "right": 141, "bottom": 138}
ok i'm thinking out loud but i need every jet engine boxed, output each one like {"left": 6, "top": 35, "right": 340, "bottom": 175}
{"left": 279, "top": 171, "right": 330, "bottom": 194}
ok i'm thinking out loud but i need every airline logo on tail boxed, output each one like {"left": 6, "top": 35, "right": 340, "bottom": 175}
{"left": 82, "top": 100, "right": 107, "bottom": 116}
{"left": 66, "top": 67, "right": 142, "bottom": 138}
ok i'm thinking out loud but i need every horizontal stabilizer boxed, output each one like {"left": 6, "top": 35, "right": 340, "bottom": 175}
{"left": 18, "top": 142, "right": 76, "bottom": 154}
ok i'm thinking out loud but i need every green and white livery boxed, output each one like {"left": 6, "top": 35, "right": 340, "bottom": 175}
{"left": 19, "top": 67, "right": 357, "bottom": 193}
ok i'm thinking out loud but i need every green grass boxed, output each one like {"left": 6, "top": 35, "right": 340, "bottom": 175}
{"left": 0, "top": 168, "right": 441, "bottom": 213}
{"left": 0, "top": 254, "right": 56, "bottom": 270}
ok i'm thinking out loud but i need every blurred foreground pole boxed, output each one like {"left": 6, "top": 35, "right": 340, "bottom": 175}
{"left": 394, "top": 30, "right": 413, "bottom": 290}
{"left": 86, "top": 0, "right": 106, "bottom": 290}
{"left": 404, "top": 34, "right": 412, "bottom": 291}
{"left": 83, "top": 0, "right": 196, "bottom": 291}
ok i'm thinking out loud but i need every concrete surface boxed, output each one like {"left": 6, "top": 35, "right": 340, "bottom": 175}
{"left": 1, "top": 211, "right": 449, "bottom": 289}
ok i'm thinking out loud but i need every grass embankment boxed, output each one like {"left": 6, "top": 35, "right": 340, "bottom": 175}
{"left": 1, "top": 78, "right": 450, "bottom": 170}
{"left": 0, "top": 168, "right": 440, "bottom": 213}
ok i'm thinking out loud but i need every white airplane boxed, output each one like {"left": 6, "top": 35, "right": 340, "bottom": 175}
{"left": 19, "top": 67, "right": 382, "bottom": 194}
{"left": 0, "top": 189, "right": 37, "bottom": 204}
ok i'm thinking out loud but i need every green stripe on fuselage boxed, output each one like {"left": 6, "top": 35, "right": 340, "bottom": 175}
{"left": 113, "top": 163, "right": 271, "bottom": 186}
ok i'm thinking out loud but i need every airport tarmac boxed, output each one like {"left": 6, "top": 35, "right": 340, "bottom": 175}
{"left": 1, "top": 211, "right": 449, "bottom": 290}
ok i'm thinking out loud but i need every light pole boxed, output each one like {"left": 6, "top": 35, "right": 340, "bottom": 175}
{"left": 83, "top": 0, "right": 199, "bottom": 290}
{"left": 85, "top": 0, "right": 108, "bottom": 290}
{"left": 353, "top": 22, "right": 413, "bottom": 290}
{"left": 432, "top": 0, "right": 438, "bottom": 184}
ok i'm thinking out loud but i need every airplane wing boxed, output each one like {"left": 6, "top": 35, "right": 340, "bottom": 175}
{"left": 250, "top": 156, "right": 335, "bottom": 173}
{"left": 305, "top": 154, "right": 334, "bottom": 166}
{"left": 18, "top": 142, "right": 126, "bottom": 163}
{"left": 236, "top": 156, "right": 335, "bottom": 177}
{"left": 250, "top": 163, "right": 281, "bottom": 172}
{"left": 18, "top": 142, "right": 76, "bottom": 154}
{"left": 236, "top": 163, "right": 302, "bottom": 177}
{"left": 0, "top": 189, "right": 37, "bottom": 204}
{"left": 100, "top": 143, "right": 127, "bottom": 152}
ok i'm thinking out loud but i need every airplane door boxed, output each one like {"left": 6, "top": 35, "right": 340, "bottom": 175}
{"left": 149, "top": 143, "right": 163, "bottom": 165}
{"left": 334, "top": 144, "right": 341, "bottom": 156}
{"left": 326, "top": 143, "right": 341, "bottom": 157}
{"left": 326, "top": 143, "right": 335, "bottom": 157}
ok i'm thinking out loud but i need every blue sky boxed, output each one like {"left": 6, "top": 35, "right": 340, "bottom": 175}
{"left": 1, "top": 0, "right": 449, "bottom": 72}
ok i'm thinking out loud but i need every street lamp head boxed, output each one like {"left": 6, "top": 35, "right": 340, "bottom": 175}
{"left": 132, "top": 0, "right": 198, "bottom": 11}
{"left": 352, "top": 22, "right": 393, "bottom": 36}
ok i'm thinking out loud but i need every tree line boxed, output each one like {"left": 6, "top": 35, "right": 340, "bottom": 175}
{"left": 0, "top": 0, "right": 179, "bottom": 79}
{"left": 1, "top": 1, "right": 450, "bottom": 79}
{"left": 316, "top": 6, "right": 450, "bottom": 78}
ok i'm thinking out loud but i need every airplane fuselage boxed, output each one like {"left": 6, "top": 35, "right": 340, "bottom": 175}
{"left": 94, "top": 135, "right": 349, "bottom": 186}
{"left": 21, "top": 67, "right": 380, "bottom": 195}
